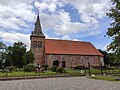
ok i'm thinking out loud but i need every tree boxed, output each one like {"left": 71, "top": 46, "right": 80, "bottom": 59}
{"left": 1, "top": 41, "right": 34, "bottom": 68}
{"left": 106, "top": 0, "right": 120, "bottom": 65}
{"left": 98, "top": 49, "right": 110, "bottom": 66}
{"left": 24, "top": 50, "right": 34, "bottom": 65}
{"left": 4, "top": 41, "right": 27, "bottom": 68}
{"left": 0, "top": 42, "right": 6, "bottom": 68}
{"left": 108, "top": 53, "right": 120, "bottom": 66}
{"left": 4, "top": 46, "right": 13, "bottom": 67}
{"left": 12, "top": 41, "right": 26, "bottom": 68}
{"left": 106, "top": 0, "right": 120, "bottom": 53}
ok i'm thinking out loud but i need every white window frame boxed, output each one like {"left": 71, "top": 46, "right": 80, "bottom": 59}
{"left": 80, "top": 56, "right": 84, "bottom": 64}
{"left": 53, "top": 56, "right": 57, "bottom": 60}
{"left": 71, "top": 57, "right": 75, "bottom": 63}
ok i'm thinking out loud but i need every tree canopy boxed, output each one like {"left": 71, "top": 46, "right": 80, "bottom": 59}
{"left": 106, "top": 0, "right": 120, "bottom": 53}
{"left": 0, "top": 42, "right": 7, "bottom": 68}
{"left": 0, "top": 41, "right": 34, "bottom": 68}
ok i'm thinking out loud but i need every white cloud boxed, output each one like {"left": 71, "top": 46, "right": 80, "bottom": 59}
{"left": 34, "top": 0, "right": 110, "bottom": 36}
{"left": 61, "top": 35, "right": 71, "bottom": 40}
{"left": 72, "top": 39, "right": 79, "bottom": 41}
{"left": 0, "top": 30, "right": 30, "bottom": 50}
{"left": 0, "top": 0, "right": 36, "bottom": 31}
{"left": 0, "top": 0, "right": 111, "bottom": 50}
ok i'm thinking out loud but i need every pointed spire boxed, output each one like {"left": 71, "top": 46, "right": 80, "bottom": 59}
{"left": 32, "top": 11, "right": 44, "bottom": 37}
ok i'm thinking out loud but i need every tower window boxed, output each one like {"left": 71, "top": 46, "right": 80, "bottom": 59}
{"left": 38, "top": 41, "right": 42, "bottom": 48}
{"left": 33, "top": 41, "right": 37, "bottom": 48}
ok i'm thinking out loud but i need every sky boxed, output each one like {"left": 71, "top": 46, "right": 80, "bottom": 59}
{"left": 0, "top": 0, "right": 113, "bottom": 50}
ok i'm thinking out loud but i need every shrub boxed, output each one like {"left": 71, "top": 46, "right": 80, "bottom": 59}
{"left": 74, "top": 65, "right": 86, "bottom": 70}
{"left": 42, "top": 65, "right": 48, "bottom": 70}
{"left": 57, "top": 68, "right": 65, "bottom": 73}
{"left": 50, "top": 66, "right": 57, "bottom": 72}
{"left": 5, "top": 66, "right": 16, "bottom": 71}
{"left": 23, "top": 64, "right": 36, "bottom": 72}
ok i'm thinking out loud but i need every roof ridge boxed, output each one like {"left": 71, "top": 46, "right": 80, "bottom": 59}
{"left": 45, "top": 38, "right": 89, "bottom": 43}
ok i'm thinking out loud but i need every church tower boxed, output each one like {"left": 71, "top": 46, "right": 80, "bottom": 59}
{"left": 30, "top": 13, "right": 45, "bottom": 65}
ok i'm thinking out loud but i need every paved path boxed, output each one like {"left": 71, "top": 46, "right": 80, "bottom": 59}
{"left": 0, "top": 77, "right": 119, "bottom": 90}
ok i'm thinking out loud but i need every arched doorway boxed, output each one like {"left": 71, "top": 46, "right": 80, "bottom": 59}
{"left": 53, "top": 60, "right": 59, "bottom": 67}
{"left": 62, "top": 61, "right": 66, "bottom": 68}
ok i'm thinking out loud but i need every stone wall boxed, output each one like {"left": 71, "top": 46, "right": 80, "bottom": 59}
{"left": 46, "top": 54, "right": 104, "bottom": 68}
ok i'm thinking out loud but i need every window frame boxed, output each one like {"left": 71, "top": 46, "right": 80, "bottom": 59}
{"left": 38, "top": 41, "right": 42, "bottom": 48}
{"left": 33, "top": 41, "right": 37, "bottom": 48}
{"left": 80, "top": 56, "right": 84, "bottom": 64}
{"left": 71, "top": 57, "right": 75, "bottom": 63}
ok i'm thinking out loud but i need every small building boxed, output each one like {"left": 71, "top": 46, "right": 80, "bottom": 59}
{"left": 30, "top": 14, "right": 104, "bottom": 68}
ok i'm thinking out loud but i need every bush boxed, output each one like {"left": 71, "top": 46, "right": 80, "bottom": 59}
{"left": 50, "top": 66, "right": 57, "bottom": 72}
{"left": 42, "top": 65, "right": 48, "bottom": 70}
{"left": 57, "top": 68, "right": 65, "bottom": 73}
{"left": 74, "top": 65, "right": 86, "bottom": 70}
{"left": 5, "top": 66, "right": 16, "bottom": 71}
{"left": 23, "top": 64, "right": 36, "bottom": 72}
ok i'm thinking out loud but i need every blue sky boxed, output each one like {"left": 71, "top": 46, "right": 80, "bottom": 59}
{"left": 0, "top": 0, "right": 112, "bottom": 50}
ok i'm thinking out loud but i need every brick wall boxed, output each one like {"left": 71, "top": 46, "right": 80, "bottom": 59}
{"left": 30, "top": 36, "right": 45, "bottom": 65}
{"left": 46, "top": 54, "right": 104, "bottom": 68}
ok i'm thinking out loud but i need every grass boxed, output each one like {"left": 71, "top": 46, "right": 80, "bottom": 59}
{"left": 0, "top": 71, "right": 57, "bottom": 77}
{"left": 0, "top": 68, "right": 85, "bottom": 77}
{"left": 65, "top": 68, "right": 84, "bottom": 75}
{"left": 0, "top": 68, "right": 120, "bottom": 78}
{"left": 112, "top": 74, "right": 120, "bottom": 77}
{"left": 90, "top": 76, "right": 120, "bottom": 81}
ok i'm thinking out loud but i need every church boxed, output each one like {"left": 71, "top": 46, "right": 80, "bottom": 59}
{"left": 30, "top": 14, "right": 104, "bottom": 68}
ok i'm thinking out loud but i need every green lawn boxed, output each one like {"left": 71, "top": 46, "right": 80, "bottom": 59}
{"left": 112, "top": 74, "right": 120, "bottom": 77}
{"left": 0, "top": 71, "right": 57, "bottom": 77}
{"left": 90, "top": 76, "right": 120, "bottom": 81}
{"left": 0, "top": 68, "right": 120, "bottom": 77}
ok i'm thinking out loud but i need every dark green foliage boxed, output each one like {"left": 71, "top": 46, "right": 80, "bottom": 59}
{"left": 24, "top": 50, "right": 34, "bottom": 65}
{"left": 23, "top": 64, "right": 36, "bottom": 72}
{"left": 42, "top": 64, "right": 48, "bottom": 70}
{"left": 0, "top": 42, "right": 6, "bottom": 68}
{"left": 5, "top": 66, "right": 16, "bottom": 71}
{"left": 3, "top": 41, "right": 35, "bottom": 68}
{"left": 98, "top": 49, "right": 110, "bottom": 66}
{"left": 57, "top": 68, "right": 65, "bottom": 73}
{"left": 11, "top": 41, "right": 26, "bottom": 68}
{"left": 106, "top": 0, "right": 120, "bottom": 53}
{"left": 50, "top": 66, "right": 57, "bottom": 72}
{"left": 109, "top": 53, "right": 120, "bottom": 65}
{"left": 50, "top": 66, "right": 66, "bottom": 73}
{"left": 106, "top": 0, "right": 120, "bottom": 65}
{"left": 74, "top": 65, "right": 86, "bottom": 70}
{"left": 3, "top": 42, "right": 27, "bottom": 68}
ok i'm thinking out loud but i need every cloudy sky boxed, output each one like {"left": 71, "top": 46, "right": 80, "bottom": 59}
{"left": 0, "top": 0, "right": 112, "bottom": 50}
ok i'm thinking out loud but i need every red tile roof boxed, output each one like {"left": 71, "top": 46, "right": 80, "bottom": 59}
{"left": 45, "top": 39, "right": 103, "bottom": 56}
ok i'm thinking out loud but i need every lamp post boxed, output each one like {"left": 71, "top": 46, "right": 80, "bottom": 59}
{"left": 100, "top": 62, "right": 103, "bottom": 75}
{"left": 88, "top": 62, "right": 91, "bottom": 76}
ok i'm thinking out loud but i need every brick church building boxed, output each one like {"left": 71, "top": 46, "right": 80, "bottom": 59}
{"left": 30, "top": 14, "right": 104, "bottom": 68}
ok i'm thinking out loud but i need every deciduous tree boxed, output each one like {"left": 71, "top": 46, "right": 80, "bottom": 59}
{"left": 106, "top": 0, "right": 120, "bottom": 53}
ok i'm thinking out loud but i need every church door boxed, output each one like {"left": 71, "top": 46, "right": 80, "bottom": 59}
{"left": 62, "top": 61, "right": 66, "bottom": 68}
{"left": 53, "top": 60, "right": 59, "bottom": 67}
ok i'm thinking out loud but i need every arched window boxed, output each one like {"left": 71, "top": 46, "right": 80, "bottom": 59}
{"left": 71, "top": 57, "right": 75, "bottom": 63}
{"left": 33, "top": 41, "right": 37, "bottom": 48}
{"left": 80, "top": 56, "right": 84, "bottom": 64}
{"left": 38, "top": 41, "right": 42, "bottom": 48}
